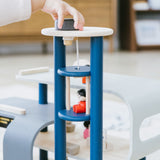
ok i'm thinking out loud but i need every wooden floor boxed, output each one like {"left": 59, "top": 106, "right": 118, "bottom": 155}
{"left": 34, "top": 127, "right": 130, "bottom": 160}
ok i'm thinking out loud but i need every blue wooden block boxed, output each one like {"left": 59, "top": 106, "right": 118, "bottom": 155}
{"left": 55, "top": 19, "right": 78, "bottom": 31}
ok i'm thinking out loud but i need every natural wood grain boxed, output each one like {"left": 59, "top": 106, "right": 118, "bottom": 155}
{"left": 41, "top": 27, "right": 113, "bottom": 37}
{"left": 86, "top": 76, "right": 90, "bottom": 115}
{"left": 130, "top": 0, "right": 137, "bottom": 51}
{"left": 66, "top": 77, "right": 71, "bottom": 110}
{"left": 34, "top": 128, "right": 129, "bottom": 160}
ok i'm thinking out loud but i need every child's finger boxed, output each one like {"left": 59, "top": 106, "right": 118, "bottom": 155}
{"left": 78, "top": 14, "right": 85, "bottom": 30}
{"left": 73, "top": 16, "right": 79, "bottom": 29}
{"left": 51, "top": 13, "right": 58, "bottom": 20}
{"left": 73, "top": 13, "right": 80, "bottom": 29}
{"left": 69, "top": 8, "right": 84, "bottom": 30}
{"left": 58, "top": 10, "right": 64, "bottom": 29}
{"left": 78, "top": 23, "right": 84, "bottom": 31}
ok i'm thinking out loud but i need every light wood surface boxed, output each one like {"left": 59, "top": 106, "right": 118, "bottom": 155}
{"left": 66, "top": 77, "right": 71, "bottom": 110}
{"left": 0, "top": 104, "right": 26, "bottom": 115}
{"left": 86, "top": 77, "right": 90, "bottom": 115}
{"left": 41, "top": 27, "right": 113, "bottom": 38}
{"left": 0, "top": 12, "right": 53, "bottom": 36}
{"left": 18, "top": 67, "right": 49, "bottom": 75}
{"left": 34, "top": 127, "right": 129, "bottom": 160}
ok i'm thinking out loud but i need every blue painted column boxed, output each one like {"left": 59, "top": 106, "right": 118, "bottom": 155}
{"left": 54, "top": 37, "right": 66, "bottom": 160}
{"left": 90, "top": 37, "right": 103, "bottom": 160}
{"left": 39, "top": 83, "right": 48, "bottom": 105}
{"left": 39, "top": 83, "right": 48, "bottom": 160}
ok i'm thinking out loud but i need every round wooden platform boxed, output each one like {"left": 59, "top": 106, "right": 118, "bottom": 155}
{"left": 41, "top": 27, "right": 113, "bottom": 37}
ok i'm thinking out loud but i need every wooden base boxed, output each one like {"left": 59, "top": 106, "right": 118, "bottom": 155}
{"left": 34, "top": 127, "right": 129, "bottom": 160}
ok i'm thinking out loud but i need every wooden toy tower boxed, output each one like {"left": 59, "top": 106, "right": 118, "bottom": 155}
{"left": 41, "top": 26, "right": 113, "bottom": 160}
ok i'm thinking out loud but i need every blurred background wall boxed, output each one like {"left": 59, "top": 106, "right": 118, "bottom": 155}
{"left": 0, "top": 0, "right": 160, "bottom": 54}
{"left": 119, "top": 0, "right": 160, "bottom": 51}
{"left": 0, "top": 0, "right": 118, "bottom": 54}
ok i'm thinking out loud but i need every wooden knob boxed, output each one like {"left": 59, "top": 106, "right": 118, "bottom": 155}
{"left": 64, "top": 40, "right": 73, "bottom": 46}
{"left": 63, "top": 37, "right": 74, "bottom": 46}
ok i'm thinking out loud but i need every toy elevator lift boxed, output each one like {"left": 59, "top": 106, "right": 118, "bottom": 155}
{"left": 41, "top": 26, "right": 113, "bottom": 160}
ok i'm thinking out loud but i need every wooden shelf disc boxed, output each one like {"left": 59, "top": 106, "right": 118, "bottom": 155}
{"left": 41, "top": 27, "right": 113, "bottom": 37}
{"left": 58, "top": 66, "right": 90, "bottom": 77}
{"left": 58, "top": 108, "right": 90, "bottom": 122}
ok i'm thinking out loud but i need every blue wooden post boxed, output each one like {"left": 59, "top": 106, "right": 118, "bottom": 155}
{"left": 90, "top": 37, "right": 103, "bottom": 160}
{"left": 39, "top": 83, "right": 48, "bottom": 105}
{"left": 39, "top": 83, "right": 48, "bottom": 160}
{"left": 54, "top": 37, "right": 66, "bottom": 160}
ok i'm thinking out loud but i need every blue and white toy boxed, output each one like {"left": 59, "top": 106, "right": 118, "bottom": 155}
{"left": 2, "top": 22, "right": 159, "bottom": 160}
{"left": 41, "top": 26, "right": 113, "bottom": 160}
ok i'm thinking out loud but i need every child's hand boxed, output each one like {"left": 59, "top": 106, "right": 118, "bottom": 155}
{"left": 42, "top": 0, "right": 85, "bottom": 31}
